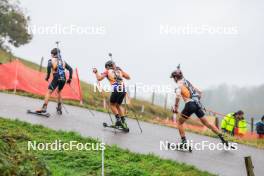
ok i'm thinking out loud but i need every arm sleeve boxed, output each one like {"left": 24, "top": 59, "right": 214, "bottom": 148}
{"left": 46, "top": 60, "right": 52, "bottom": 80}
{"left": 65, "top": 62, "right": 73, "bottom": 79}
{"left": 121, "top": 70, "right": 130, "bottom": 80}
{"left": 175, "top": 87, "right": 181, "bottom": 99}
{"left": 101, "top": 70, "right": 108, "bottom": 77}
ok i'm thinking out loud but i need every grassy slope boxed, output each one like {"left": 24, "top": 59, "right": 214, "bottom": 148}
{"left": 0, "top": 117, "right": 214, "bottom": 176}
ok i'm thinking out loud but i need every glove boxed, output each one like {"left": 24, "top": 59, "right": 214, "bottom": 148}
{"left": 45, "top": 77, "right": 49, "bottom": 82}
{"left": 93, "top": 68, "right": 98, "bottom": 74}
{"left": 67, "top": 79, "right": 72, "bottom": 84}
{"left": 172, "top": 105, "right": 179, "bottom": 114}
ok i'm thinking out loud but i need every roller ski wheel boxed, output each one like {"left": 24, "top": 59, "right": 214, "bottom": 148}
{"left": 27, "top": 110, "right": 50, "bottom": 118}
{"left": 103, "top": 122, "right": 129, "bottom": 133}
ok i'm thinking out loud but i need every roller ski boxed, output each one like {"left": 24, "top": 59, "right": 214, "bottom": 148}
{"left": 103, "top": 116, "right": 129, "bottom": 133}
{"left": 168, "top": 139, "right": 192, "bottom": 152}
{"left": 103, "top": 122, "right": 130, "bottom": 132}
{"left": 27, "top": 104, "right": 50, "bottom": 117}
{"left": 56, "top": 103, "right": 62, "bottom": 115}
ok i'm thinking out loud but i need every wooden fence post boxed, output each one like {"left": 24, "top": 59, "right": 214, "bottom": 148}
{"left": 141, "top": 105, "right": 144, "bottom": 113}
{"left": 39, "top": 57, "right": 44, "bottom": 72}
{"left": 251, "top": 118, "right": 254, "bottom": 134}
{"left": 164, "top": 93, "right": 168, "bottom": 110}
{"left": 215, "top": 117, "right": 219, "bottom": 129}
{"left": 173, "top": 113, "right": 177, "bottom": 123}
{"left": 134, "top": 84, "right": 137, "bottom": 100}
{"left": 9, "top": 51, "right": 12, "bottom": 62}
{"left": 13, "top": 59, "right": 18, "bottom": 94}
{"left": 151, "top": 92, "right": 155, "bottom": 105}
{"left": 103, "top": 98, "right": 106, "bottom": 109}
{"left": 244, "top": 156, "right": 255, "bottom": 176}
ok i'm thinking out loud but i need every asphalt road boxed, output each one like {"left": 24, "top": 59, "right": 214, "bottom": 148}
{"left": 0, "top": 93, "right": 263, "bottom": 176}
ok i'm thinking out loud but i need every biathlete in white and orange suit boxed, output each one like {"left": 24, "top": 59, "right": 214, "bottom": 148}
{"left": 170, "top": 67, "right": 229, "bottom": 146}
{"left": 93, "top": 60, "right": 130, "bottom": 128}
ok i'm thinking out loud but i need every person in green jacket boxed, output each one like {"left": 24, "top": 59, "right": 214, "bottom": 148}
{"left": 221, "top": 110, "right": 247, "bottom": 136}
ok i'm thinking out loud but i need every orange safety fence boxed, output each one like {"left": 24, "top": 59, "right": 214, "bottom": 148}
{"left": 153, "top": 115, "right": 261, "bottom": 140}
{"left": 206, "top": 109, "right": 261, "bottom": 139}
{"left": 0, "top": 59, "right": 83, "bottom": 102}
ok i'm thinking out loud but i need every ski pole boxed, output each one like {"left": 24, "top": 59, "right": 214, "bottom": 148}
{"left": 61, "top": 102, "right": 69, "bottom": 114}
{"left": 124, "top": 94, "right": 143, "bottom": 133}
{"left": 108, "top": 53, "right": 113, "bottom": 61}
{"left": 55, "top": 41, "right": 62, "bottom": 59}
{"left": 94, "top": 71, "right": 116, "bottom": 132}
{"left": 106, "top": 101, "right": 114, "bottom": 125}
{"left": 68, "top": 84, "right": 95, "bottom": 116}
{"left": 205, "top": 109, "right": 225, "bottom": 117}
{"left": 133, "top": 108, "right": 143, "bottom": 133}
{"left": 87, "top": 106, "right": 95, "bottom": 117}
{"left": 97, "top": 81, "right": 114, "bottom": 125}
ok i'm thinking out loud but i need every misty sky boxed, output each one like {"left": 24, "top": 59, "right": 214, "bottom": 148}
{"left": 12, "top": 0, "right": 264, "bottom": 90}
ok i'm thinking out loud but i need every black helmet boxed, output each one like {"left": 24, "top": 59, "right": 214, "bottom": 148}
{"left": 170, "top": 69, "right": 183, "bottom": 80}
{"left": 235, "top": 110, "right": 244, "bottom": 116}
{"left": 51, "top": 48, "right": 60, "bottom": 56}
{"left": 105, "top": 60, "right": 115, "bottom": 69}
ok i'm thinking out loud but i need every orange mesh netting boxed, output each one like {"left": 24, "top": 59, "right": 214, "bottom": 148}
{"left": 0, "top": 60, "right": 82, "bottom": 101}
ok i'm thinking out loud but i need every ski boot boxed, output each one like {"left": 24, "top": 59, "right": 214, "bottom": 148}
{"left": 120, "top": 116, "right": 129, "bottom": 132}
{"left": 167, "top": 137, "right": 191, "bottom": 152}
{"left": 121, "top": 116, "right": 128, "bottom": 127}
{"left": 57, "top": 103, "right": 62, "bottom": 115}
{"left": 178, "top": 138, "right": 188, "bottom": 150}
{"left": 115, "top": 115, "right": 122, "bottom": 127}
{"left": 36, "top": 103, "right": 47, "bottom": 113}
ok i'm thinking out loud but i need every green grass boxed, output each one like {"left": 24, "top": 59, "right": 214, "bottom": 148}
{"left": 0, "top": 117, "right": 215, "bottom": 176}
{"left": 0, "top": 49, "right": 42, "bottom": 71}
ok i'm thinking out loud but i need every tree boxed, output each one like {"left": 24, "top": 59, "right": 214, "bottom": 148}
{"left": 0, "top": 0, "right": 32, "bottom": 51}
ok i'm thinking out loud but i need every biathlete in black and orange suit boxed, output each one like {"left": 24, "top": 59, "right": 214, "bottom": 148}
{"left": 170, "top": 67, "right": 230, "bottom": 146}
{"left": 37, "top": 48, "right": 73, "bottom": 114}
{"left": 93, "top": 60, "right": 130, "bottom": 128}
